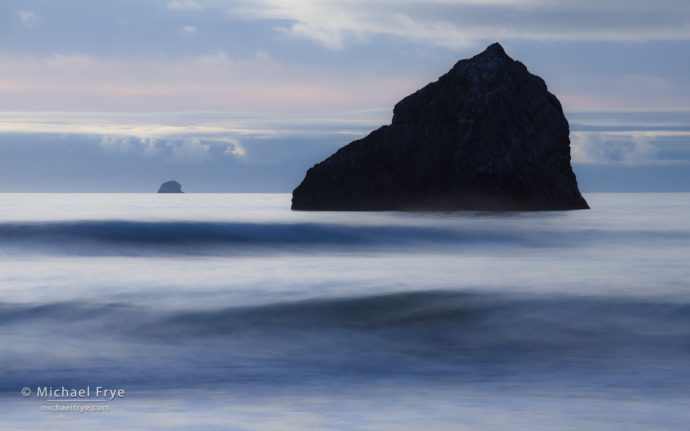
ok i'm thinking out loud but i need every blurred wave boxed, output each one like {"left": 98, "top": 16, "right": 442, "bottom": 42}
{"left": 3, "top": 291, "right": 690, "bottom": 391}
{"left": 0, "top": 220, "right": 687, "bottom": 255}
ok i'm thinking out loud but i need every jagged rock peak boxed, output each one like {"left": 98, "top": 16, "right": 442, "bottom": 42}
{"left": 292, "top": 43, "right": 589, "bottom": 211}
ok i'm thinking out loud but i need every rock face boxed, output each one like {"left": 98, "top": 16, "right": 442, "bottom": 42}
{"left": 292, "top": 43, "right": 589, "bottom": 211}
{"left": 158, "top": 180, "right": 183, "bottom": 193}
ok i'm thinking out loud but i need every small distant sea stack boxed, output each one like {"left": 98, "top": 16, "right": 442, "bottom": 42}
{"left": 158, "top": 180, "right": 183, "bottom": 193}
{"left": 292, "top": 42, "right": 588, "bottom": 211}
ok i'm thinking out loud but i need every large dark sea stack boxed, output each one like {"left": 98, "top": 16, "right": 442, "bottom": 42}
{"left": 292, "top": 43, "right": 589, "bottom": 211}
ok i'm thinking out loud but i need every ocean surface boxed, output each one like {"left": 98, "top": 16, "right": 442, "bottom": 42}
{"left": 1, "top": 193, "right": 689, "bottom": 430}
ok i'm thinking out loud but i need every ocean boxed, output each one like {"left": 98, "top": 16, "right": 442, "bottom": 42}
{"left": 1, "top": 193, "right": 689, "bottom": 430}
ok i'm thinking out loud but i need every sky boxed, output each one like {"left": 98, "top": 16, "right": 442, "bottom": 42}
{"left": 0, "top": 0, "right": 689, "bottom": 192}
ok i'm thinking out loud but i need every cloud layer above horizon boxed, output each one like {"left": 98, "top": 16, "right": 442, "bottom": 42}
{"left": 1, "top": 110, "right": 689, "bottom": 192}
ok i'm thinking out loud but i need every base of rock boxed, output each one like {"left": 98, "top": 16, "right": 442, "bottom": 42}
{"left": 292, "top": 196, "right": 589, "bottom": 212}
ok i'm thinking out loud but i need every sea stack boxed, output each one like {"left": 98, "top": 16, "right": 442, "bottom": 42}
{"left": 158, "top": 180, "right": 183, "bottom": 193}
{"left": 292, "top": 43, "right": 588, "bottom": 211}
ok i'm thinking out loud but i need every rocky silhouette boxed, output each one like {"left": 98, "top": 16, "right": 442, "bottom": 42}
{"left": 158, "top": 180, "right": 183, "bottom": 193}
{"left": 292, "top": 43, "right": 588, "bottom": 211}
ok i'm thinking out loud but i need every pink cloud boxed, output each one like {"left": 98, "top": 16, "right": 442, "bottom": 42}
{"left": 0, "top": 53, "right": 421, "bottom": 112}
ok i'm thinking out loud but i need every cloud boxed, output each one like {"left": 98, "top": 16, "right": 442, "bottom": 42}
{"left": 0, "top": 111, "right": 389, "bottom": 170}
{"left": 167, "top": 0, "right": 203, "bottom": 11}
{"left": 228, "top": 0, "right": 690, "bottom": 49}
{"left": 571, "top": 131, "right": 690, "bottom": 166}
{"left": 94, "top": 133, "right": 247, "bottom": 164}
{"left": 98, "top": 134, "right": 248, "bottom": 163}
{"left": 99, "top": 136, "right": 133, "bottom": 155}
{"left": 16, "top": 10, "right": 39, "bottom": 29}
{"left": 168, "top": 138, "right": 211, "bottom": 163}
{"left": 2, "top": 2, "right": 689, "bottom": 112}
{"left": 0, "top": 111, "right": 385, "bottom": 140}
{"left": 100, "top": 136, "right": 162, "bottom": 158}
{"left": 217, "top": 137, "right": 247, "bottom": 158}
{"left": 0, "top": 52, "right": 419, "bottom": 111}
{"left": 139, "top": 137, "right": 161, "bottom": 157}
{"left": 5, "top": 110, "right": 690, "bottom": 168}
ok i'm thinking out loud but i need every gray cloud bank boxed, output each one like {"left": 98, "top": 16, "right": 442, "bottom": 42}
{"left": 0, "top": 111, "right": 688, "bottom": 192}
